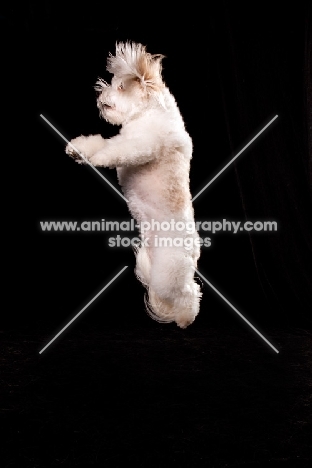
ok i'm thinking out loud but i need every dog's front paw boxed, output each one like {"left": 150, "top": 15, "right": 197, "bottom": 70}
{"left": 66, "top": 134, "right": 107, "bottom": 164}
{"left": 65, "top": 136, "right": 90, "bottom": 164}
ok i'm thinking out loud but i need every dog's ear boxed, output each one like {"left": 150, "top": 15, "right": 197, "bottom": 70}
{"left": 107, "top": 42, "right": 165, "bottom": 94}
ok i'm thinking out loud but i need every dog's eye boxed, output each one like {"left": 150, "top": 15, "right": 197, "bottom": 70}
{"left": 118, "top": 83, "right": 124, "bottom": 91}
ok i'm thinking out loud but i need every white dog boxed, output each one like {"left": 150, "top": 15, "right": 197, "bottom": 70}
{"left": 65, "top": 42, "right": 202, "bottom": 328}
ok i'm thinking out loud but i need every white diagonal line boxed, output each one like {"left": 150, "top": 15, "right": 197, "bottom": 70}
{"left": 195, "top": 268, "right": 279, "bottom": 353}
{"left": 39, "top": 266, "right": 128, "bottom": 354}
{"left": 40, "top": 114, "right": 128, "bottom": 202}
{"left": 192, "top": 115, "right": 278, "bottom": 202}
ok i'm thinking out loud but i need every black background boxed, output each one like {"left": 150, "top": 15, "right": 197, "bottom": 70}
{"left": 1, "top": 1, "right": 312, "bottom": 467}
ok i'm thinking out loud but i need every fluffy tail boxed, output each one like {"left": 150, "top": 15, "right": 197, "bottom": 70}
{"left": 134, "top": 245, "right": 201, "bottom": 328}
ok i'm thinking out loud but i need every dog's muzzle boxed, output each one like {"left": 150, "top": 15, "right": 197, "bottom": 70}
{"left": 97, "top": 99, "right": 114, "bottom": 111}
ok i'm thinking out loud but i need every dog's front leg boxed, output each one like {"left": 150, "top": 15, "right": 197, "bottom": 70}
{"left": 89, "top": 133, "right": 158, "bottom": 168}
{"left": 65, "top": 134, "right": 106, "bottom": 163}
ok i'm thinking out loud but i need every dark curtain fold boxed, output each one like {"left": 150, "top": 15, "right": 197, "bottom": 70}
{"left": 210, "top": 2, "right": 312, "bottom": 323}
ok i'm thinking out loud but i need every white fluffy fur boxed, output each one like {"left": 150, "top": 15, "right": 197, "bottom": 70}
{"left": 66, "top": 42, "right": 202, "bottom": 328}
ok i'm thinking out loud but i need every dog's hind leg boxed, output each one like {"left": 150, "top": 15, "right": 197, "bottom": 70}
{"left": 134, "top": 243, "right": 152, "bottom": 286}
{"left": 146, "top": 244, "right": 201, "bottom": 328}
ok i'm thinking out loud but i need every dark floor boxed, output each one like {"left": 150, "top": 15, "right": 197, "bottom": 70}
{"left": 1, "top": 323, "right": 312, "bottom": 467}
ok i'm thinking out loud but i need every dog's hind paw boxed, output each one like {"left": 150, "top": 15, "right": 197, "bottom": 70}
{"left": 176, "top": 315, "right": 195, "bottom": 329}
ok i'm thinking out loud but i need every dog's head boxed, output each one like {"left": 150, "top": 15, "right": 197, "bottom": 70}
{"left": 95, "top": 42, "right": 165, "bottom": 125}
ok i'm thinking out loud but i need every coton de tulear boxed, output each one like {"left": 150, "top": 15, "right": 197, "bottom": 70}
{"left": 66, "top": 42, "right": 202, "bottom": 328}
